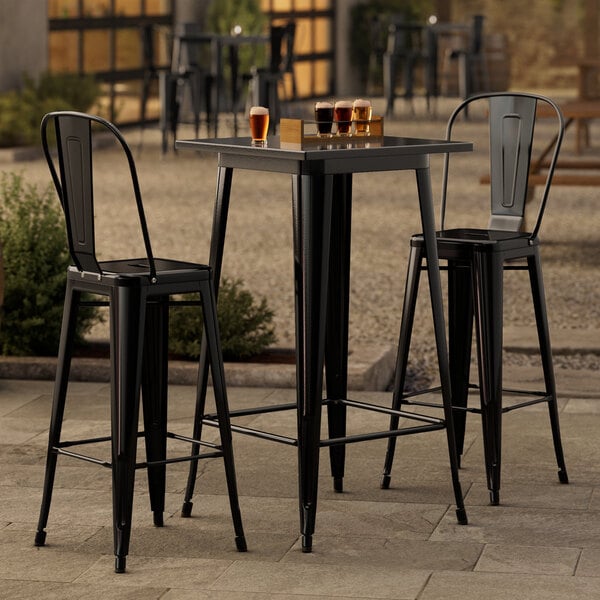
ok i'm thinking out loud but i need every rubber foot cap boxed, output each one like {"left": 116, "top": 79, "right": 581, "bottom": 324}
{"left": 301, "top": 534, "right": 312, "bottom": 553}
{"left": 490, "top": 490, "right": 500, "bottom": 506}
{"left": 333, "top": 477, "right": 343, "bottom": 493}
{"left": 235, "top": 535, "right": 248, "bottom": 552}
{"left": 115, "top": 556, "right": 126, "bottom": 573}
{"left": 456, "top": 507, "right": 468, "bottom": 525}
{"left": 181, "top": 501, "right": 193, "bottom": 518}
{"left": 153, "top": 511, "right": 164, "bottom": 527}
{"left": 559, "top": 469, "right": 569, "bottom": 484}
{"left": 380, "top": 474, "right": 391, "bottom": 489}
{"left": 34, "top": 531, "right": 47, "bottom": 546}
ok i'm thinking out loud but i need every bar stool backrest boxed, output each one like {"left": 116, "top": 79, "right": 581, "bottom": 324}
{"left": 440, "top": 92, "right": 565, "bottom": 239}
{"left": 386, "top": 15, "right": 423, "bottom": 57}
{"left": 268, "top": 21, "right": 296, "bottom": 75}
{"left": 41, "top": 111, "right": 157, "bottom": 281}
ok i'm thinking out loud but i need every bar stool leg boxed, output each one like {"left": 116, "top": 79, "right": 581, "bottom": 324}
{"left": 35, "top": 283, "right": 80, "bottom": 547}
{"left": 527, "top": 252, "right": 568, "bottom": 484}
{"left": 381, "top": 243, "right": 423, "bottom": 489}
{"left": 472, "top": 250, "right": 503, "bottom": 506}
{"left": 141, "top": 297, "right": 169, "bottom": 527}
{"left": 181, "top": 329, "right": 209, "bottom": 519}
{"left": 110, "top": 286, "right": 146, "bottom": 573}
{"left": 448, "top": 260, "right": 474, "bottom": 466}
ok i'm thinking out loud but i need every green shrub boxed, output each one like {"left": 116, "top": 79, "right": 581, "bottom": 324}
{"left": 0, "top": 172, "right": 100, "bottom": 356}
{"left": 169, "top": 278, "right": 277, "bottom": 361}
{"left": 207, "top": 0, "right": 267, "bottom": 79}
{"left": 0, "top": 72, "right": 100, "bottom": 148}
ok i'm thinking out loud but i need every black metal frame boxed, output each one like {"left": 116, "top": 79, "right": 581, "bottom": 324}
{"left": 175, "top": 135, "right": 474, "bottom": 553}
{"left": 35, "top": 111, "right": 246, "bottom": 574}
{"left": 381, "top": 92, "right": 570, "bottom": 505}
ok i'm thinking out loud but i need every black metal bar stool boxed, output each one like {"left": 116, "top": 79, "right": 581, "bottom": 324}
{"left": 381, "top": 92, "right": 569, "bottom": 505}
{"left": 34, "top": 111, "right": 246, "bottom": 573}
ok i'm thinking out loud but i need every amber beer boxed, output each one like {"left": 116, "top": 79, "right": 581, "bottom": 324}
{"left": 334, "top": 100, "right": 353, "bottom": 135}
{"left": 249, "top": 106, "right": 269, "bottom": 144}
{"left": 352, "top": 98, "right": 372, "bottom": 135}
{"left": 314, "top": 101, "right": 334, "bottom": 137}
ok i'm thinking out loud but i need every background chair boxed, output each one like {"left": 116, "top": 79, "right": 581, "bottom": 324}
{"left": 383, "top": 15, "right": 436, "bottom": 116}
{"left": 381, "top": 92, "right": 569, "bottom": 505}
{"left": 248, "top": 21, "right": 296, "bottom": 133}
{"left": 160, "top": 23, "right": 214, "bottom": 152}
{"left": 438, "top": 15, "right": 489, "bottom": 103}
{"left": 35, "top": 111, "right": 246, "bottom": 573}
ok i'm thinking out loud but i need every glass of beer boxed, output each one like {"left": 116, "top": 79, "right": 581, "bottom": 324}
{"left": 352, "top": 98, "right": 372, "bottom": 135}
{"left": 334, "top": 100, "right": 353, "bottom": 136}
{"left": 314, "top": 101, "right": 334, "bottom": 137}
{"left": 249, "top": 106, "right": 269, "bottom": 145}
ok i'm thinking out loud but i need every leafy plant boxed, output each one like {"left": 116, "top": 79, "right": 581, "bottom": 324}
{"left": 0, "top": 72, "right": 100, "bottom": 148}
{"left": 169, "top": 277, "right": 276, "bottom": 361}
{"left": 0, "top": 172, "right": 100, "bottom": 355}
{"left": 207, "top": 0, "right": 268, "bottom": 80}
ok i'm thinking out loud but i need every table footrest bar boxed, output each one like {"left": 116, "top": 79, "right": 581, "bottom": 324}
{"left": 320, "top": 422, "right": 446, "bottom": 447}
{"left": 331, "top": 397, "right": 445, "bottom": 425}
{"left": 204, "top": 401, "right": 298, "bottom": 420}
{"left": 167, "top": 431, "right": 221, "bottom": 449}
{"left": 203, "top": 418, "right": 299, "bottom": 446}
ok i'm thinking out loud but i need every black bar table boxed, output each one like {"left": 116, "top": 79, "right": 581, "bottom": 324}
{"left": 176, "top": 134, "right": 472, "bottom": 552}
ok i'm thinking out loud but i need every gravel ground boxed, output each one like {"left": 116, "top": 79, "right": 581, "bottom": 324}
{"left": 4, "top": 96, "right": 599, "bottom": 381}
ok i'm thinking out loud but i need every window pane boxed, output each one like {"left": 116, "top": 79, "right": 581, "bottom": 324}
{"left": 294, "top": 0, "right": 313, "bottom": 10}
{"left": 312, "top": 58, "right": 330, "bottom": 96}
{"left": 49, "top": 31, "right": 79, "bottom": 72}
{"left": 49, "top": 0, "right": 79, "bottom": 18}
{"left": 295, "top": 18, "right": 312, "bottom": 55}
{"left": 83, "top": 0, "right": 109, "bottom": 17}
{"left": 115, "top": 0, "right": 141, "bottom": 16}
{"left": 268, "top": 0, "right": 293, "bottom": 11}
{"left": 84, "top": 30, "right": 110, "bottom": 71}
{"left": 116, "top": 28, "right": 141, "bottom": 69}
{"left": 294, "top": 61, "right": 312, "bottom": 96}
{"left": 313, "top": 17, "right": 331, "bottom": 53}
{"left": 145, "top": 0, "right": 170, "bottom": 15}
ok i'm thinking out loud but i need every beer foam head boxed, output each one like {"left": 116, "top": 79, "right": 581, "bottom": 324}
{"left": 353, "top": 98, "right": 371, "bottom": 108}
{"left": 315, "top": 101, "right": 333, "bottom": 109}
{"left": 334, "top": 100, "right": 353, "bottom": 109}
{"left": 250, "top": 106, "right": 269, "bottom": 116}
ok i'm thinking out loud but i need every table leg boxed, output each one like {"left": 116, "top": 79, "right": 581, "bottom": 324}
{"left": 415, "top": 167, "right": 467, "bottom": 524}
{"left": 292, "top": 173, "right": 334, "bottom": 552}
{"left": 183, "top": 165, "right": 233, "bottom": 514}
{"left": 325, "top": 173, "right": 352, "bottom": 493}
